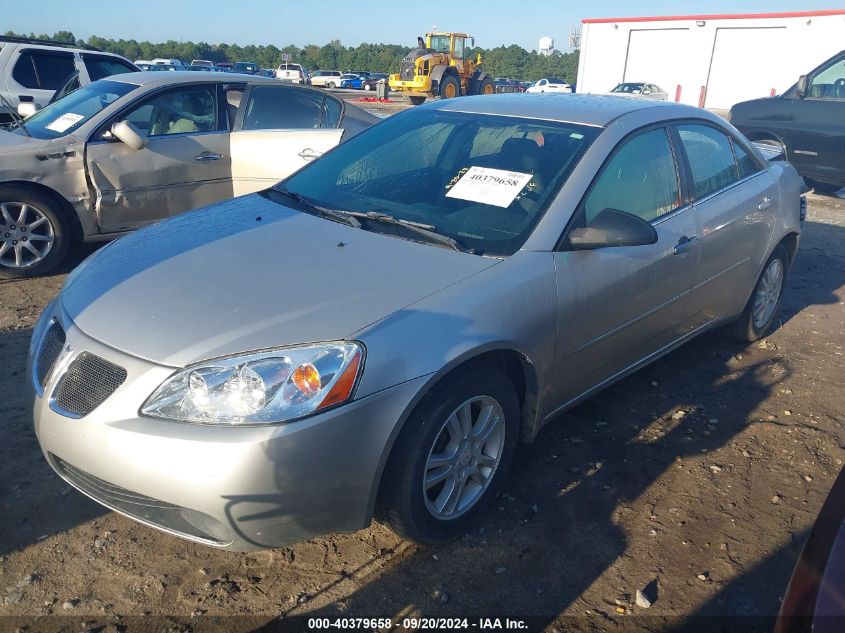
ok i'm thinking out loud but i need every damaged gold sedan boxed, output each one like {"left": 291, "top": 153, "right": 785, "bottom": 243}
{"left": 0, "top": 72, "right": 378, "bottom": 277}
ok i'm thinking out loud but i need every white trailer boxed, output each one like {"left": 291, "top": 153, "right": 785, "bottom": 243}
{"left": 576, "top": 10, "right": 845, "bottom": 110}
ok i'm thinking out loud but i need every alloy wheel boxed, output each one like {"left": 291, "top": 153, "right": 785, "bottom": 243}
{"left": 0, "top": 202, "right": 55, "bottom": 269}
{"left": 423, "top": 395, "right": 506, "bottom": 520}
{"left": 752, "top": 258, "right": 783, "bottom": 329}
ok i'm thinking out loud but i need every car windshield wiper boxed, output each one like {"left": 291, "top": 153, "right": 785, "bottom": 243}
{"left": 273, "top": 189, "right": 361, "bottom": 228}
{"left": 343, "top": 211, "right": 465, "bottom": 252}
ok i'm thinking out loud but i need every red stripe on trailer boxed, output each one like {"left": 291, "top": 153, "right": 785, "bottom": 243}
{"left": 582, "top": 9, "right": 845, "bottom": 24}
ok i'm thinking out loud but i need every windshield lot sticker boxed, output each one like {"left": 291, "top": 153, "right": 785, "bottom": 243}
{"left": 45, "top": 113, "right": 85, "bottom": 133}
{"left": 445, "top": 166, "right": 533, "bottom": 208}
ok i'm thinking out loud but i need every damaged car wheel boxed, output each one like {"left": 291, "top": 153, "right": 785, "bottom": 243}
{"left": 0, "top": 186, "right": 70, "bottom": 278}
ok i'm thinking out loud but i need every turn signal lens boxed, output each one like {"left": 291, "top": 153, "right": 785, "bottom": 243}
{"left": 291, "top": 363, "right": 321, "bottom": 396}
{"left": 318, "top": 350, "right": 361, "bottom": 410}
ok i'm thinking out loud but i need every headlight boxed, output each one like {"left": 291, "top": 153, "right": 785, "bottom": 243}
{"left": 141, "top": 342, "right": 364, "bottom": 425}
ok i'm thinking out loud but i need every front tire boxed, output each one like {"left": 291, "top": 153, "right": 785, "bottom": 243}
{"left": 0, "top": 186, "right": 71, "bottom": 279}
{"left": 377, "top": 368, "right": 519, "bottom": 545}
{"left": 728, "top": 244, "right": 789, "bottom": 342}
{"left": 326, "top": 81, "right": 336, "bottom": 88}
{"left": 408, "top": 96, "right": 426, "bottom": 106}
{"left": 438, "top": 74, "right": 460, "bottom": 99}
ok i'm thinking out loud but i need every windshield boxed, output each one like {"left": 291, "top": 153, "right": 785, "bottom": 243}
{"left": 276, "top": 109, "right": 599, "bottom": 256}
{"left": 11, "top": 79, "right": 137, "bottom": 140}
{"left": 612, "top": 83, "right": 644, "bottom": 93}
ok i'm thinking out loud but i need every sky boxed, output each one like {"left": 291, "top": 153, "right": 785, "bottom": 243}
{"left": 6, "top": 0, "right": 845, "bottom": 51}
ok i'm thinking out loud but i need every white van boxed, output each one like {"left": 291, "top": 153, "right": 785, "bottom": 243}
{"left": 151, "top": 58, "right": 184, "bottom": 67}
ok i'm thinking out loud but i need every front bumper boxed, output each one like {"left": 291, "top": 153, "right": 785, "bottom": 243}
{"left": 29, "top": 306, "right": 427, "bottom": 551}
{"left": 388, "top": 74, "right": 432, "bottom": 94}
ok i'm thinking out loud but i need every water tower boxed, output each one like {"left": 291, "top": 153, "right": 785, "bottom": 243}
{"left": 539, "top": 36, "right": 554, "bottom": 56}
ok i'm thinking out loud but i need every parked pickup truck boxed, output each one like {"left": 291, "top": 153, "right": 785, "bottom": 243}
{"left": 275, "top": 63, "right": 308, "bottom": 84}
{"left": 729, "top": 50, "right": 845, "bottom": 193}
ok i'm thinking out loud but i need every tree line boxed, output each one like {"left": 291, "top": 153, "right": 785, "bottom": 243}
{"left": 4, "top": 30, "right": 579, "bottom": 83}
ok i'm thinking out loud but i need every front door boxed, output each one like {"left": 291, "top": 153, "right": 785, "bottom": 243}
{"left": 85, "top": 83, "right": 232, "bottom": 232}
{"left": 230, "top": 83, "right": 344, "bottom": 196}
{"left": 787, "top": 54, "right": 845, "bottom": 185}
{"left": 552, "top": 126, "right": 700, "bottom": 407}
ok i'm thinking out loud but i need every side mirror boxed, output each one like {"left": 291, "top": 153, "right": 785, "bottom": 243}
{"left": 470, "top": 37, "right": 475, "bottom": 47}
{"left": 17, "top": 102, "right": 40, "bottom": 118}
{"left": 567, "top": 208, "right": 658, "bottom": 250}
{"left": 796, "top": 74, "right": 808, "bottom": 98}
{"left": 111, "top": 120, "right": 147, "bottom": 150}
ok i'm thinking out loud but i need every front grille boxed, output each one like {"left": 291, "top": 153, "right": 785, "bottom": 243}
{"left": 52, "top": 352, "right": 127, "bottom": 417}
{"left": 400, "top": 52, "right": 421, "bottom": 81}
{"left": 51, "top": 455, "right": 231, "bottom": 545}
{"left": 36, "top": 321, "right": 65, "bottom": 387}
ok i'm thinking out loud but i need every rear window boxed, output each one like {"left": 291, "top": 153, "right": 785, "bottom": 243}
{"left": 278, "top": 109, "right": 599, "bottom": 256}
{"left": 82, "top": 54, "right": 137, "bottom": 81}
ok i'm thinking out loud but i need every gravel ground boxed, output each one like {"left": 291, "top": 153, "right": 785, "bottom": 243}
{"left": 0, "top": 192, "right": 843, "bottom": 632}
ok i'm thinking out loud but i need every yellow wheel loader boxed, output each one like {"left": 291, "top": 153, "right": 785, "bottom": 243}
{"left": 388, "top": 32, "right": 495, "bottom": 105}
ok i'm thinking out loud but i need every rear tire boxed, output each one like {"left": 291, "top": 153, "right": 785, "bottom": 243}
{"left": 326, "top": 81, "right": 336, "bottom": 88}
{"left": 364, "top": 83, "right": 372, "bottom": 91}
{"left": 728, "top": 244, "right": 789, "bottom": 342}
{"left": 438, "top": 74, "right": 460, "bottom": 100}
{"left": 376, "top": 368, "right": 519, "bottom": 545}
{"left": 0, "top": 186, "right": 71, "bottom": 279}
{"left": 478, "top": 76, "right": 495, "bottom": 96}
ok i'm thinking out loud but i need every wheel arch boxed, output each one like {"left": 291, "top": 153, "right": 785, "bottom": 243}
{"left": 0, "top": 180, "right": 84, "bottom": 242}
{"left": 367, "top": 345, "right": 540, "bottom": 522}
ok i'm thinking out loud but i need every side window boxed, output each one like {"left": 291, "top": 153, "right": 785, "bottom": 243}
{"left": 12, "top": 52, "right": 38, "bottom": 88}
{"left": 808, "top": 58, "right": 845, "bottom": 99}
{"left": 121, "top": 85, "right": 218, "bottom": 137}
{"left": 583, "top": 128, "right": 681, "bottom": 223}
{"left": 30, "top": 52, "right": 77, "bottom": 90}
{"left": 242, "top": 86, "right": 323, "bottom": 130}
{"left": 453, "top": 38, "right": 465, "bottom": 60}
{"left": 677, "top": 124, "right": 740, "bottom": 199}
{"left": 82, "top": 54, "right": 137, "bottom": 81}
{"left": 731, "top": 139, "right": 762, "bottom": 180}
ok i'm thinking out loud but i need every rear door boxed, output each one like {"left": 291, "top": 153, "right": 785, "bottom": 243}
{"left": 85, "top": 82, "right": 232, "bottom": 232}
{"left": 552, "top": 125, "right": 700, "bottom": 406}
{"left": 7, "top": 48, "right": 76, "bottom": 108}
{"left": 230, "top": 83, "right": 344, "bottom": 196}
{"left": 674, "top": 122, "right": 778, "bottom": 327}
{"left": 787, "top": 54, "right": 845, "bottom": 184}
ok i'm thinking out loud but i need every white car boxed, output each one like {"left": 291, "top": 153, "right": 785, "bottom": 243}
{"left": 609, "top": 82, "right": 669, "bottom": 101}
{"left": 275, "top": 63, "right": 308, "bottom": 84}
{"left": 526, "top": 78, "right": 572, "bottom": 93}
{"left": 309, "top": 70, "right": 343, "bottom": 88}
{"left": 0, "top": 36, "right": 138, "bottom": 123}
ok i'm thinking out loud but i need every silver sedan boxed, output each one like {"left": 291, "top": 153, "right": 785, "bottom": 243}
{"left": 29, "top": 94, "right": 803, "bottom": 550}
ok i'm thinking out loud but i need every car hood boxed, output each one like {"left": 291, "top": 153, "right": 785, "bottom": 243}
{"left": 61, "top": 194, "right": 498, "bottom": 367}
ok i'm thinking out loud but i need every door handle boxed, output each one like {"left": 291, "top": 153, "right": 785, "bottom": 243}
{"left": 298, "top": 148, "right": 322, "bottom": 161}
{"left": 673, "top": 235, "right": 698, "bottom": 255}
{"left": 758, "top": 196, "right": 772, "bottom": 211}
{"left": 195, "top": 152, "right": 223, "bottom": 161}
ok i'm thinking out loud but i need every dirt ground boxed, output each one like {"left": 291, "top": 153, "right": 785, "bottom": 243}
{"left": 0, "top": 193, "right": 843, "bottom": 632}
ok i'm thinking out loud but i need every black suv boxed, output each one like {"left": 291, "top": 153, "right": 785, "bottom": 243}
{"left": 729, "top": 50, "right": 845, "bottom": 193}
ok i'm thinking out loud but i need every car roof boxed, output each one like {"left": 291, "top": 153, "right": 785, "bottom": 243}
{"left": 429, "top": 93, "right": 702, "bottom": 127}
{"left": 103, "top": 71, "right": 282, "bottom": 87}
